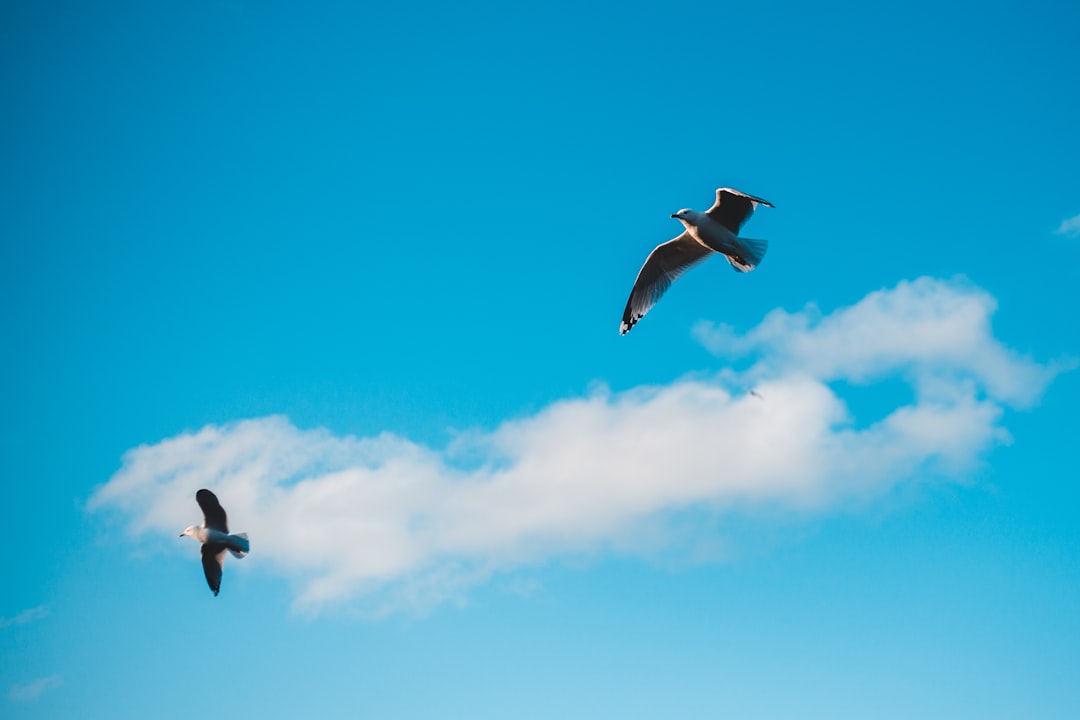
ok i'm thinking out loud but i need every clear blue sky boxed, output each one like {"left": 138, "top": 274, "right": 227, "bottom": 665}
{"left": 2, "top": 0, "right": 1079, "bottom": 717}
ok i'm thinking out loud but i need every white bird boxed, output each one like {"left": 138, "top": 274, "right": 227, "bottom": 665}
{"left": 180, "top": 489, "right": 250, "bottom": 596}
{"left": 620, "top": 187, "right": 775, "bottom": 334}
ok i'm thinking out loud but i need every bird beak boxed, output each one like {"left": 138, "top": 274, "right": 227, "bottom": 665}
{"left": 179, "top": 532, "right": 185, "bottom": 537}
{"left": 670, "top": 213, "right": 679, "bottom": 219}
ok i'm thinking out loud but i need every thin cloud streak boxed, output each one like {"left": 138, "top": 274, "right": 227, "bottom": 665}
{"left": 1055, "top": 213, "right": 1080, "bottom": 237}
{"left": 9, "top": 676, "right": 61, "bottom": 702}
{"left": 0, "top": 606, "right": 48, "bottom": 629}
{"left": 90, "top": 277, "right": 1062, "bottom": 612}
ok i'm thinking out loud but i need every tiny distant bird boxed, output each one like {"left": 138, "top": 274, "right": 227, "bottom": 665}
{"left": 620, "top": 187, "right": 775, "bottom": 334}
{"left": 180, "top": 489, "right": 250, "bottom": 596}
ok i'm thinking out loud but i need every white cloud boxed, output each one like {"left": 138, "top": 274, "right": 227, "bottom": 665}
{"left": 9, "top": 676, "right": 61, "bottom": 702}
{"left": 89, "top": 277, "right": 1063, "bottom": 613}
{"left": 0, "top": 606, "right": 47, "bottom": 629}
{"left": 1055, "top": 213, "right": 1080, "bottom": 237}
{"left": 692, "top": 276, "right": 1058, "bottom": 408}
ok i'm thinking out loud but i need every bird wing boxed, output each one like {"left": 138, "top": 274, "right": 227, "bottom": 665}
{"left": 201, "top": 544, "right": 225, "bottom": 596}
{"left": 705, "top": 188, "right": 774, "bottom": 234}
{"left": 620, "top": 233, "right": 713, "bottom": 334}
{"left": 196, "top": 489, "right": 229, "bottom": 532}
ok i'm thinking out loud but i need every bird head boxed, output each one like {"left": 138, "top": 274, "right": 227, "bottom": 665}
{"left": 670, "top": 208, "right": 698, "bottom": 226}
{"left": 179, "top": 525, "right": 198, "bottom": 539}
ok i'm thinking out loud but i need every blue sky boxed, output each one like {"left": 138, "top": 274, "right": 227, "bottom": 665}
{"left": 2, "top": 0, "right": 1079, "bottom": 717}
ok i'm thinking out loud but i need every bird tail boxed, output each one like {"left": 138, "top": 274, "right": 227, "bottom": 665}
{"left": 228, "top": 532, "right": 249, "bottom": 558}
{"left": 727, "top": 237, "right": 768, "bottom": 272}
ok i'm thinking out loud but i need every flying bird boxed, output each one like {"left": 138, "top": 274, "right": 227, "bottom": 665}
{"left": 620, "top": 187, "right": 775, "bottom": 334}
{"left": 180, "top": 489, "right": 250, "bottom": 596}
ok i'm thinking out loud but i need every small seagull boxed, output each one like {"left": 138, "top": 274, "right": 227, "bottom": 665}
{"left": 180, "top": 489, "right": 250, "bottom": 596}
{"left": 620, "top": 187, "right": 775, "bottom": 334}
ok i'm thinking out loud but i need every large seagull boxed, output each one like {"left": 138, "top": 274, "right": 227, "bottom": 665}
{"left": 180, "top": 489, "right": 250, "bottom": 596}
{"left": 620, "top": 187, "right": 775, "bottom": 334}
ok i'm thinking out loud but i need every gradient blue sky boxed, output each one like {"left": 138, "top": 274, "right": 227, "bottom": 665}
{"left": 3, "top": 1, "right": 1079, "bottom": 717}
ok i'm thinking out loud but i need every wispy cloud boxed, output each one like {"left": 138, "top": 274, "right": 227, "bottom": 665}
{"left": 1055, "top": 213, "right": 1080, "bottom": 237}
{"left": 692, "top": 276, "right": 1059, "bottom": 408}
{"left": 9, "top": 676, "right": 61, "bottom": 702}
{"left": 0, "top": 606, "right": 48, "bottom": 629}
{"left": 89, "top": 277, "right": 1063, "bottom": 613}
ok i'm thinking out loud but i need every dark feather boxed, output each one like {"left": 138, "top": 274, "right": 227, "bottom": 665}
{"left": 196, "top": 489, "right": 229, "bottom": 532}
{"left": 705, "top": 188, "right": 774, "bottom": 234}
{"left": 201, "top": 544, "right": 225, "bottom": 596}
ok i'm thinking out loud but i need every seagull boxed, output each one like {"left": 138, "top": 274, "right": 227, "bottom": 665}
{"left": 620, "top": 187, "right": 775, "bottom": 334}
{"left": 180, "top": 489, "right": 250, "bottom": 596}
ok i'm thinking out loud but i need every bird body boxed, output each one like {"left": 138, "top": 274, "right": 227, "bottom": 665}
{"left": 620, "top": 187, "right": 774, "bottom": 334}
{"left": 180, "top": 525, "right": 249, "bottom": 555}
{"left": 180, "top": 489, "right": 249, "bottom": 596}
{"left": 673, "top": 209, "right": 760, "bottom": 269}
